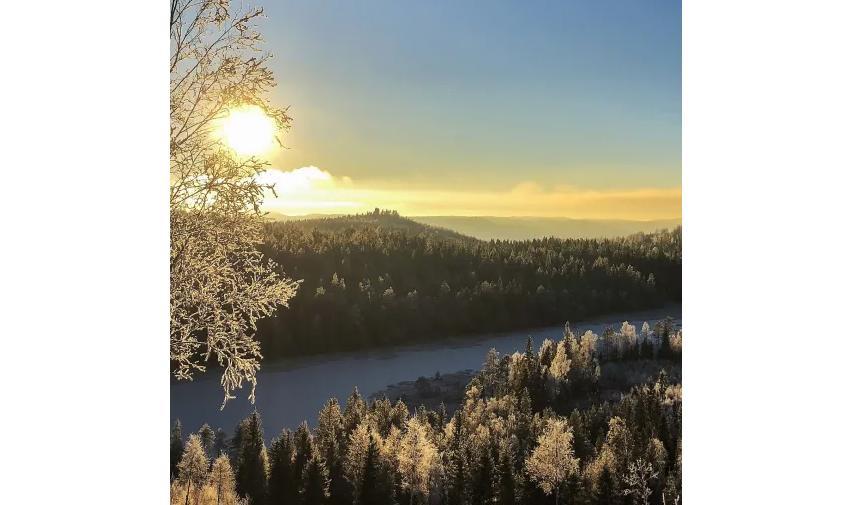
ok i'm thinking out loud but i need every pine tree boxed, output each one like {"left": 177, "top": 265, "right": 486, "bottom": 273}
{"left": 301, "top": 446, "right": 331, "bottom": 505}
{"left": 171, "top": 420, "right": 184, "bottom": 479}
{"left": 235, "top": 412, "right": 268, "bottom": 504}
{"left": 177, "top": 434, "right": 209, "bottom": 505}
{"left": 210, "top": 454, "right": 237, "bottom": 505}
{"left": 268, "top": 430, "right": 295, "bottom": 505}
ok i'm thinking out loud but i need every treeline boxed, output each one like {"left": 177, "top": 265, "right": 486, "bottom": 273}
{"left": 171, "top": 321, "right": 682, "bottom": 504}
{"left": 257, "top": 210, "right": 681, "bottom": 357}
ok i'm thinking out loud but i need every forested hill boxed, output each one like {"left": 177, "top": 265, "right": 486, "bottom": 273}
{"left": 257, "top": 210, "right": 681, "bottom": 358}
{"left": 270, "top": 209, "right": 473, "bottom": 242}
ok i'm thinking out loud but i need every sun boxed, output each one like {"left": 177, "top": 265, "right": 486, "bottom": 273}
{"left": 220, "top": 105, "right": 275, "bottom": 156}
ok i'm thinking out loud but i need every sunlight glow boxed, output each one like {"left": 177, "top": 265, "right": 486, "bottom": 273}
{"left": 221, "top": 105, "right": 275, "bottom": 156}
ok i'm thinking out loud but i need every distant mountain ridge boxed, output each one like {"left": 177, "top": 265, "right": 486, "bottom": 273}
{"left": 412, "top": 216, "right": 681, "bottom": 240}
{"left": 268, "top": 211, "right": 680, "bottom": 241}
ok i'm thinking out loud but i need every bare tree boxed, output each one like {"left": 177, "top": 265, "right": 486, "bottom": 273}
{"left": 170, "top": 0, "right": 299, "bottom": 407}
{"left": 622, "top": 459, "right": 658, "bottom": 505}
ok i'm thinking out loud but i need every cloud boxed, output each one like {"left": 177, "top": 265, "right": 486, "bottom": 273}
{"left": 257, "top": 166, "right": 350, "bottom": 194}
{"left": 258, "top": 166, "right": 680, "bottom": 220}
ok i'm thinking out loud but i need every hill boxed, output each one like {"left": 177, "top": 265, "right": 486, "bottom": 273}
{"left": 268, "top": 209, "right": 473, "bottom": 242}
{"left": 269, "top": 211, "right": 681, "bottom": 241}
{"left": 257, "top": 211, "right": 681, "bottom": 358}
{"left": 411, "top": 215, "right": 682, "bottom": 240}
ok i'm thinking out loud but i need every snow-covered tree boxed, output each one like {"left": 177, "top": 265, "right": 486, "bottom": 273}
{"left": 209, "top": 454, "right": 237, "bottom": 505}
{"left": 396, "top": 417, "right": 439, "bottom": 505}
{"left": 525, "top": 418, "right": 580, "bottom": 505}
{"left": 199, "top": 424, "right": 216, "bottom": 460}
{"left": 169, "top": 0, "right": 301, "bottom": 408}
{"left": 548, "top": 344, "right": 571, "bottom": 387}
{"left": 178, "top": 434, "right": 210, "bottom": 505}
{"left": 345, "top": 422, "right": 372, "bottom": 492}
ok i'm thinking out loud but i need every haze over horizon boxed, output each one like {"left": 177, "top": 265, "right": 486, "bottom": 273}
{"left": 250, "top": 0, "right": 681, "bottom": 220}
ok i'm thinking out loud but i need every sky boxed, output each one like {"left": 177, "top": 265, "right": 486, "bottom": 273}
{"left": 251, "top": 0, "right": 681, "bottom": 219}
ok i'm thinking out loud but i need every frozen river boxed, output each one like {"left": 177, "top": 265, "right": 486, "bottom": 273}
{"left": 171, "top": 305, "right": 680, "bottom": 437}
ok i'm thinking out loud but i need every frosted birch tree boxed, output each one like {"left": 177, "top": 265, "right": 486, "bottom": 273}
{"left": 170, "top": 0, "right": 300, "bottom": 407}
{"left": 525, "top": 418, "right": 580, "bottom": 505}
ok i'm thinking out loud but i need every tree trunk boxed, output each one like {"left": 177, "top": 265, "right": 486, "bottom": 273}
{"left": 555, "top": 488, "right": 560, "bottom": 505}
{"left": 185, "top": 479, "right": 192, "bottom": 505}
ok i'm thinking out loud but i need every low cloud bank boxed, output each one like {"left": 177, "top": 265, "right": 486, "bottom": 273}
{"left": 258, "top": 166, "right": 680, "bottom": 220}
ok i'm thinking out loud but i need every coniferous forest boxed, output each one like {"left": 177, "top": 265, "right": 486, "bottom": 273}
{"left": 171, "top": 319, "right": 682, "bottom": 505}
{"left": 256, "top": 211, "right": 681, "bottom": 358}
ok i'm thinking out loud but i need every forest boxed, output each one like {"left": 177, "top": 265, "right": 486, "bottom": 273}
{"left": 171, "top": 319, "right": 682, "bottom": 505}
{"left": 256, "top": 210, "right": 682, "bottom": 358}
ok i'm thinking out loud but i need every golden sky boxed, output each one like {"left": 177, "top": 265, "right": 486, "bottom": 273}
{"left": 258, "top": 166, "right": 680, "bottom": 219}
{"left": 246, "top": 0, "right": 681, "bottom": 220}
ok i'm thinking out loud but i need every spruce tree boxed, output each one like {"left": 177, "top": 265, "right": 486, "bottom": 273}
{"left": 358, "top": 435, "right": 394, "bottom": 505}
{"left": 199, "top": 423, "right": 216, "bottom": 460}
{"left": 231, "top": 419, "right": 248, "bottom": 469}
{"left": 170, "top": 420, "right": 184, "bottom": 479}
{"left": 446, "top": 412, "right": 468, "bottom": 505}
{"left": 343, "top": 387, "right": 366, "bottom": 434}
{"left": 495, "top": 449, "right": 517, "bottom": 505}
{"left": 268, "top": 430, "right": 295, "bottom": 505}
{"left": 470, "top": 446, "right": 494, "bottom": 505}
{"left": 594, "top": 465, "right": 617, "bottom": 505}
{"left": 236, "top": 411, "right": 268, "bottom": 504}
{"left": 317, "top": 399, "right": 349, "bottom": 505}
{"left": 294, "top": 422, "right": 314, "bottom": 486}
{"left": 212, "top": 428, "right": 229, "bottom": 459}
{"left": 301, "top": 446, "right": 331, "bottom": 505}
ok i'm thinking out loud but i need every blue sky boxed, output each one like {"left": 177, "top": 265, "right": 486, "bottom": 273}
{"left": 253, "top": 0, "right": 681, "bottom": 217}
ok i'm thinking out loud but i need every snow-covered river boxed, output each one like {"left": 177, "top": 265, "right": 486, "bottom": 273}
{"left": 171, "top": 305, "right": 680, "bottom": 437}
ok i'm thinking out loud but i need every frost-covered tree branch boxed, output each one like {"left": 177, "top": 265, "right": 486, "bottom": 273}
{"left": 170, "top": 0, "right": 299, "bottom": 407}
